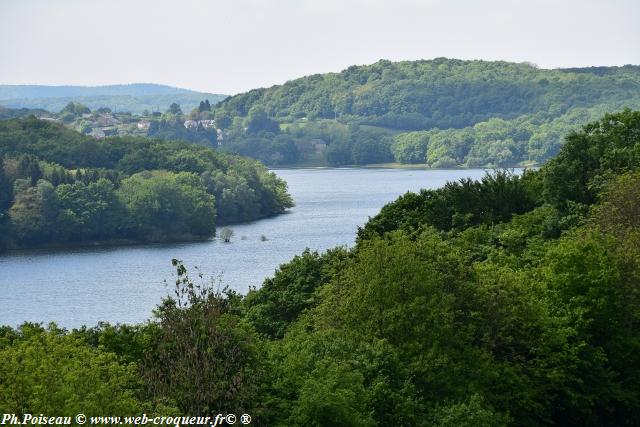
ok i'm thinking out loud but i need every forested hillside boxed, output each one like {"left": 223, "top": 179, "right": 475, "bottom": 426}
{"left": 0, "top": 106, "right": 51, "bottom": 120}
{"left": 0, "top": 117, "right": 292, "bottom": 249}
{"left": 2, "top": 110, "right": 639, "bottom": 425}
{"left": 214, "top": 59, "right": 640, "bottom": 167}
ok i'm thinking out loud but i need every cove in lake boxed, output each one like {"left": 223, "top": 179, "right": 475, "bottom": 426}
{"left": 0, "top": 168, "right": 493, "bottom": 328}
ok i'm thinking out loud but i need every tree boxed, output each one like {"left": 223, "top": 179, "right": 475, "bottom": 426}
{"left": 142, "top": 260, "right": 262, "bottom": 415}
{"left": 55, "top": 178, "right": 124, "bottom": 241}
{"left": 0, "top": 117, "right": 294, "bottom": 248}
{"left": 543, "top": 109, "right": 640, "bottom": 208}
{"left": 198, "top": 100, "right": 212, "bottom": 112}
{"left": 246, "top": 106, "right": 280, "bottom": 135}
{"left": 8, "top": 180, "right": 59, "bottom": 244}
{"left": 168, "top": 103, "right": 182, "bottom": 115}
{"left": 17, "top": 155, "right": 42, "bottom": 185}
{"left": 214, "top": 109, "right": 233, "bottom": 130}
{"left": 0, "top": 325, "right": 142, "bottom": 414}
{"left": 245, "top": 248, "right": 347, "bottom": 338}
{"left": 0, "top": 158, "right": 12, "bottom": 210}
{"left": 117, "top": 171, "right": 216, "bottom": 240}
{"left": 219, "top": 227, "right": 234, "bottom": 242}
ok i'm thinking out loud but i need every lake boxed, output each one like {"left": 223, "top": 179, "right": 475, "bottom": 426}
{"left": 0, "top": 168, "right": 490, "bottom": 328}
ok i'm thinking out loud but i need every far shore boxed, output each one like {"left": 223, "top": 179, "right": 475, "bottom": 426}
{"left": 273, "top": 161, "right": 537, "bottom": 170}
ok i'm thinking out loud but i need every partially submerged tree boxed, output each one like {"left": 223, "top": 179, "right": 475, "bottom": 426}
{"left": 219, "top": 227, "right": 234, "bottom": 243}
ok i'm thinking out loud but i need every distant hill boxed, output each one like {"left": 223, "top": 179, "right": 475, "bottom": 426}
{"left": 0, "top": 84, "right": 227, "bottom": 114}
{"left": 216, "top": 58, "right": 640, "bottom": 130}
{"left": 214, "top": 58, "right": 640, "bottom": 168}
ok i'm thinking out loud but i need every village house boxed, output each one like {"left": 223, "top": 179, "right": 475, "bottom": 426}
{"left": 89, "top": 127, "right": 117, "bottom": 139}
{"left": 199, "top": 119, "right": 216, "bottom": 129}
{"left": 95, "top": 114, "right": 120, "bottom": 127}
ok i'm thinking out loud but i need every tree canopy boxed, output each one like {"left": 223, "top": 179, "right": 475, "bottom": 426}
{"left": 0, "top": 117, "right": 293, "bottom": 249}
{"left": 214, "top": 59, "right": 640, "bottom": 167}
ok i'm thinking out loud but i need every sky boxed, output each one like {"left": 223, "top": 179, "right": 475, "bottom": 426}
{"left": 0, "top": 0, "right": 639, "bottom": 95}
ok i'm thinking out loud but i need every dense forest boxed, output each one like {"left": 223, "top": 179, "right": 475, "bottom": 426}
{"left": 0, "top": 117, "right": 293, "bottom": 250}
{"left": 2, "top": 109, "right": 639, "bottom": 425}
{"left": 214, "top": 59, "right": 640, "bottom": 167}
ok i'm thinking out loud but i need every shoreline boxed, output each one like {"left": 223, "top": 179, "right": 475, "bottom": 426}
{"left": 0, "top": 236, "right": 214, "bottom": 255}
{"left": 0, "top": 210, "right": 294, "bottom": 255}
{"left": 274, "top": 161, "right": 539, "bottom": 170}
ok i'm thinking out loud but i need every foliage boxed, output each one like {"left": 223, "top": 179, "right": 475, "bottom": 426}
{"left": 358, "top": 169, "right": 540, "bottom": 240}
{"left": 2, "top": 110, "right": 640, "bottom": 425}
{"left": 0, "top": 324, "right": 142, "bottom": 414}
{"left": 244, "top": 248, "right": 349, "bottom": 339}
{"left": 217, "top": 59, "right": 640, "bottom": 128}
{"left": 141, "top": 260, "right": 262, "bottom": 416}
{"left": 0, "top": 118, "right": 293, "bottom": 249}
{"left": 214, "top": 59, "right": 640, "bottom": 167}
{"left": 118, "top": 171, "right": 216, "bottom": 240}
{"left": 219, "top": 227, "right": 234, "bottom": 242}
{"left": 543, "top": 109, "right": 640, "bottom": 208}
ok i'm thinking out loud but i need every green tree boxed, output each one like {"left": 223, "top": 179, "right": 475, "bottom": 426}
{"left": 543, "top": 109, "right": 640, "bottom": 208}
{"left": 245, "top": 248, "right": 348, "bottom": 339}
{"left": 55, "top": 178, "right": 124, "bottom": 241}
{"left": 8, "top": 180, "right": 58, "bottom": 244}
{"left": 168, "top": 103, "right": 182, "bottom": 115}
{"left": 142, "top": 260, "right": 262, "bottom": 415}
{"left": 0, "top": 158, "right": 12, "bottom": 210}
{"left": 0, "top": 325, "right": 141, "bottom": 414}
{"left": 117, "top": 171, "right": 216, "bottom": 240}
{"left": 246, "top": 106, "right": 280, "bottom": 135}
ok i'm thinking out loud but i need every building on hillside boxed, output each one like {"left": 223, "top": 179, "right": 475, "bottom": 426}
{"left": 90, "top": 128, "right": 105, "bottom": 138}
{"left": 137, "top": 120, "right": 151, "bottom": 130}
{"left": 184, "top": 120, "right": 198, "bottom": 129}
{"left": 90, "top": 127, "right": 118, "bottom": 138}
{"left": 96, "top": 114, "right": 120, "bottom": 126}
{"left": 199, "top": 119, "right": 216, "bottom": 129}
{"left": 102, "top": 127, "right": 118, "bottom": 137}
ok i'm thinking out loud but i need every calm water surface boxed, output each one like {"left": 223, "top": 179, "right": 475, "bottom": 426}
{"left": 0, "top": 168, "right": 489, "bottom": 328}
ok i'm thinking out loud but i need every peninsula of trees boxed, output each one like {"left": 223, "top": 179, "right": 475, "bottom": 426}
{"left": 0, "top": 117, "right": 293, "bottom": 250}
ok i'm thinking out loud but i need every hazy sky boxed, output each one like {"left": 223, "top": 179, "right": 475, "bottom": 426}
{"left": 1, "top": 0, "right": 639, "bottom": 94}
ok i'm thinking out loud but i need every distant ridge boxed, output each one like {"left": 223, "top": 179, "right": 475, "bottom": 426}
{"left": 0, "top": 84, "right": 227, "bottom": 114}
{"left": 0, "top": 83, "right": 219, "bottom": 100}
